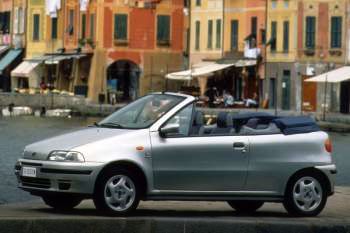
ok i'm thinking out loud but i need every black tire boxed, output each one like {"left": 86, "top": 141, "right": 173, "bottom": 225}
{"left": 227, "top": 200, "right": 264, "bottom": 214}
{"left": 42, "top": 195, "right": 82, "bottom": 210}
{"left": 93, "top": 167, "right": 140, "bottom": 215}
{"left": 283, "top": 172, "right": 327, "bottom": 217}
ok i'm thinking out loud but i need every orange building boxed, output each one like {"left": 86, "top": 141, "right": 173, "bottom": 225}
{"left": 87, "top": 0, "right": 186, "bottom": 103}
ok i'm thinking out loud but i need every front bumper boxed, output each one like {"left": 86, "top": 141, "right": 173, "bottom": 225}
{"left": 15, "top": 159, "right": 104, "bottom": 195}
{"left": 315, "top": 164, "right": 337, "bottom": 196}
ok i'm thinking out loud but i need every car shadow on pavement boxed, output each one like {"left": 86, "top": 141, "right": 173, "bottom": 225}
{"left": 33, "top": 207, "right": 292, "bottom": 218}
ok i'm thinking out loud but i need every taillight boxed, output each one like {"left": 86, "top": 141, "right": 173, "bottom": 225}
{"left": 325, "top": 138, "right": 333, "bottom": 153}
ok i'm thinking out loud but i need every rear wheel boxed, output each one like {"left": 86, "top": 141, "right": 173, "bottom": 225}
{"left": 93, "top": 168, "right": 140, "bottom": 215}
{"left": 227, "top": 200, "right": 264, "bottom": 214}
{"left": 42, "top": 195, "right": 82, "bottom": 210}
{"left": 283, "top": 173, "right": 327, "bottom": 217}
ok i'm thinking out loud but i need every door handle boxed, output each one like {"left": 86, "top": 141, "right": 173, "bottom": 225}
{"left": 233, "top": 142, "right": 247, "bottom": 153}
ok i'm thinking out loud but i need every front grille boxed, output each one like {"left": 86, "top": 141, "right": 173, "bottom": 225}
{"left": 20, "top": 176, "right": 51, "bottom": 189}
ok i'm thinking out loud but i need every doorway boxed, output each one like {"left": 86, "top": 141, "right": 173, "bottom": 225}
{"left": 106, "top": 60, "right": 140, "bottom": 104}
{"left": 282, "top": 70, "right": 291, "bottom": 110}
{"left": 340, "top": 81, "right": 350, "bottom": 114}
{"left": 302, "top": 75, "right": 317, "bottom": 112}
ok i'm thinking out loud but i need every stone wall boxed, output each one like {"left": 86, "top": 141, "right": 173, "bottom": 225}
{"left": 0, "top": 93, "right": 86, "bottom": 110}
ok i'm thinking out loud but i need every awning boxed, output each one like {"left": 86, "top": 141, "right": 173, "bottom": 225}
{"left": 44, "top": 55, "right": 71, "bottom": 64}
{"left": 305, "top": 66, "right": 350, "bottom": 83}
{"left": 0, "top": 49, "right": 22, "bottom": 74}
{"left": 11, "top": 61, "right": 41, "bottom": 77}
{"left": 0, "top": 45, "right": 9, "bottom": 55}
{"left": 44, "top": 54, "right": 87, "bottom": 64}
{"left": 166, "top": 62, "right": 235, "bottom": 81}
{"left": 235, "top": 59, "right": 257, "bottom": 67}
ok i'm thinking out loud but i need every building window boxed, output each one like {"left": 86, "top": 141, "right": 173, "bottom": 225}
{"left": 305, "top": 16, "right": 316, "bottom": 49}
{"left": 196, "top": 0, "right": 201, "bottom": 6}
{"left": 207, "top": 20, "right": 213, "bottom": 49}
{"left": 33, "top": 14, "right": 40, "bottom": 41}
{"left": 195, "top": 20, "right": 200, "bottom": 50}
{"left": 68, "top": 9, "right": 74, "bottom": 36}
{"left": 90, "top": 14, "right": 95, "bottom": 40}
{"left": 0, "top": 11, "right": 11, "bottom": 33}
{"left": 271, "top": 21, "right": 277, "bottom": 52}
{"left": 261, "top": 29, "right": 266, "bottom": 44}
{"left": 51, "top": 17, "right": 58, "bottom": 39}
{"left": 284, "top": 0, "right": 289, "bottom": 8}
{"left": 216, "top": 19, "right": 221, "bottom": 49}
{"left": 331, "top": 16, "right": 342, "bottom": 49}
{"left": 283, "top": 21, "right": 289, "bottom": 52}
{"left": 231, "top": 20, "right": 239, "bottom": 51}
{"left": 271, "top": 0, "right": 277, "bottom": 9}
{"left": 157, "top": 15, "right": 170, "bottom": 45}
{"left": 114, "top": 14, "right": 128, "bottom": 41}
{"left": 81, "top": 14, "right": 86, "bottom": 39}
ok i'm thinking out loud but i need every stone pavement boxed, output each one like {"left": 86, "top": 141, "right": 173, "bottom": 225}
{"left": 0, "top": 187, "right": 349, "bottom": 233}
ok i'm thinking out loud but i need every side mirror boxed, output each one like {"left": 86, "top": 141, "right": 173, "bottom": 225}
{"left": 159, "top": 125, "right": 179, "bottom": 137}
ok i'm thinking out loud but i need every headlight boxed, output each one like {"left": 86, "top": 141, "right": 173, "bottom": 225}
{"left": 47, "top": 151, "right": 85, "bottom": 162}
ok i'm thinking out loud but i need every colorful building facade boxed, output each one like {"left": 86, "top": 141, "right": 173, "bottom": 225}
{"left": 189, "top": 0, "right": 223, "bottom": 65}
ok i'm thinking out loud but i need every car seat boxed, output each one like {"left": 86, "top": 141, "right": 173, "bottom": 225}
{"left": 211, "top": 112, "right": 234, "bottom": 135}
{"left": 190, "top": 111, "right": 205, "bottom": 135}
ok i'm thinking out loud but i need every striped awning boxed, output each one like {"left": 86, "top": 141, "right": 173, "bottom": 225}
{"left": 0, "top": 45, "right": 9, "bottom": 55}
{"left": 11, "top": 61, "right": 41, "bottom": 78}
{"left": 0, "top": 49, "right": 22, "bottom": 74}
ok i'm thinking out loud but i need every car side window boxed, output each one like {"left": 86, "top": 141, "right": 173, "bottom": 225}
{"left": 161, "top": 104, "right": 194, "bottom": 137}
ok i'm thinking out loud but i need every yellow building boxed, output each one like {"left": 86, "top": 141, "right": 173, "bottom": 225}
{"left": 189, "top": 0, "right": 223, "bottom": 65}
{"left": 264, "top": 0, "right": 299, "bottom": 111}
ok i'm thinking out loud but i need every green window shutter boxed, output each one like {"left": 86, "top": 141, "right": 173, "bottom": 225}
{"left": 283, "top": 21, "right": 289, "bottom": 52}
{"left": 271, "top": 21, "right": 277, "bottom": 51}
{"left": 51, "top": 17, "right": 57, "bottom": 39}
{"left": 33, "top": 14, "right": 40, "bottom": 41}
{"left": 231, "top": 20, "right": 238, "bottom": 50}
{"left": 195, "top": 21, "right": 200, "bottom": 50}
{"left": 157, "top": 15, "right": 170, "bottom": 44}
{"left": 216, "top": 19, "right": 221, "bottom": 49}
{"left": 207, "top": 20, "right": 213, "bottom": 49}
{"left": 251, "top": 17, "right": 257, "bottom": 36}
{"left": 305, "top": 16, "right": 316, "bottom": 49}
{"left": 90, "top": 14, "right": 95, "bottom": 40}
{"left": 331, "top": 16, "right": 342, "bottom": 48}
{"left": 114, "top": 14, "right": 128, "bottom": 40}
{"left": 81, "top": 14, "right": 86, "bottom": 39}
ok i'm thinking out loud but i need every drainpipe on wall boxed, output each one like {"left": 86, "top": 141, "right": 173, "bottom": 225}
{"left": 264, "top": 0, "right": 268, "bottom": 105}
{"left": 221, "top": 0, "right": 225, "bottom": 58}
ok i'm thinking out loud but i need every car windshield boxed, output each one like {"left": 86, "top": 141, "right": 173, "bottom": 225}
{"left": 98, "top": 94, "right": 185, "bottom": 129}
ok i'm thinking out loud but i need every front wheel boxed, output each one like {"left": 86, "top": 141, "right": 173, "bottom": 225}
{"left": 283, "top": 173, "right": 327, "bottom": 217}
{"left": 93, "top": 168, "right": 140, "bottom": 215}
{"left": 42, "top": 195, "right": 82, "bottom": 210}
{"left": 227, "top": 200, "right": 264, "bottom": 214}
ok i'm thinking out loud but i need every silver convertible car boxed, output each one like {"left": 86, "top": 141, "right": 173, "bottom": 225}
{"left": 15, "top": 93, "right": 336, "bottom": 216}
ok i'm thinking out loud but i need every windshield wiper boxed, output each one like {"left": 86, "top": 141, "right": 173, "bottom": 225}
{"left": 98, "top": 122, "right": 124, "bottom": 129}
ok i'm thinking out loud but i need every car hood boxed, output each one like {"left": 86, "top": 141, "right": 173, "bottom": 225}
{"left": 23, "top": 127, "right": 133, "bottom": 160}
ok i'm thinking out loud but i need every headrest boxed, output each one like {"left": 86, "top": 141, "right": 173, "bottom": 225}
{"left": 193, "top": 111, "right": 204, "bottom": 126}
{"left": 246, "top": 118, "right": 259, "bottom": 129}
{"left": 217, "top": 112, "right": 234, "bottom": 128}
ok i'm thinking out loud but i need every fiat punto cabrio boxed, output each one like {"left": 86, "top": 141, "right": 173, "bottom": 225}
{"left": 15, "top": 92, "right": 336, "bottom": 216}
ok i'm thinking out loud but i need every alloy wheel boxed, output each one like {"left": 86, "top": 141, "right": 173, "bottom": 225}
{"left": 292, "top": 176, "right": 323, "bottom": 212}
{"left": 104, "top": 175, "right": 136, "bottom": 212}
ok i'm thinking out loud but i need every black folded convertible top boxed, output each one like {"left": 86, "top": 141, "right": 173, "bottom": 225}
{"left": 273, "top": 116, "right": 320, "bottom": 135}
{"left": 231, "top": 113, "right": 320, "bottom": 135}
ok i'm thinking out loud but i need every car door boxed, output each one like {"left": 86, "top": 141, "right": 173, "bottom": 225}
{"left": 150, "top": 104, "right": 250, "bottom": 192}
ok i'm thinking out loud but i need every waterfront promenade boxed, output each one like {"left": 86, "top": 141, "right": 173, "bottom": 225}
{"left": 0, "top": 187, "right": 349, "bottom": 233}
